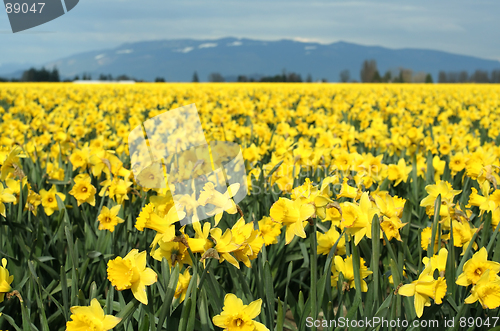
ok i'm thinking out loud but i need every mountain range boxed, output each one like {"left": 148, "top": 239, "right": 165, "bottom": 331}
{"left": 2, "top": 37, "right": 500, "bottom": 82}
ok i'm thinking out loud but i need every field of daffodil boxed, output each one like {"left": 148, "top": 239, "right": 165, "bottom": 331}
{"left": 1, "top": 83, "right": 500, "bottom": 331}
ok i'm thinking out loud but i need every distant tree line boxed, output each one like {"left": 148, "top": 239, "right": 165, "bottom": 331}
{"left": 258, "top": 71, "right": 304, "bottom": 82}
{"left": 208, "top": 72, "right": 225, "bottom": 82}
{"left": 354, "top": 59, "right": 500, "bottom": 84}
{"left": 75, "top": 73, "right": 141, "bottom": 81}
{"left": 356, "top": 60, "right": 433, "bottom": 83}
{"left": 10, "top": 67, "right": 61, "bottom": 82}
{"left": 2, "top": 64, "right": 500, "bottom": 83}
{"left": 438, "top": 69, "right": 500, "bottom": 83}
{"left": 0, "top": 68, "right": 146, "bottom": 82}
{"left": 200, "top": 71, "right": 326, "bottom": 83}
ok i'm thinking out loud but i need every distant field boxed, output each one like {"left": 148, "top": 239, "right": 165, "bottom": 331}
{"left": 1, "top": 83, "right": 500, "bottom": 330}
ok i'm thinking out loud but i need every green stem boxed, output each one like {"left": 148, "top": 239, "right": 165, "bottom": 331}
{"left": 371, "top": 215, "right": 381, "bottom": 314}
{"left": 351, "top": 239, "right": 364, "bottom": 317}
{"left": 310, "top": 220, "right": 318, "bottom": 331}
{"left": 428, "top": 194, "right": 441, "bottom": 257}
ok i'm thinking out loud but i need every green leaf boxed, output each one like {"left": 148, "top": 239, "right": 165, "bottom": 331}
{"left": 115, "top": 300, "right": 141, "bottom": 327}
{"left": 20, "top": 299, "right": 31, "bottom": 331}
{"left": 275, "top": 298, "right": 284, "bottom": 331}
{"left": 456, "top": 227, "right": 481, "bottom": 278}
{"left": 197, "top": 288, "right": 212, "bottom": 331}
{"left": 428, "top": 194, "right": 441, "bottom": 257}
{"left": 60, "top": 266, "right": 70, "bottom": 320}
{"left": 157, "top": 263, "right": 180, "bottom": 329}
{"left": 309, "top": 220, "right": 318, "bottom": 330}
{"left": 487, "top": 222, "right": 500, "bottom": 254}
{"left": 263, "top": 261, "right": 276, "bottom": 327}
{"left": 373, "top": 293, "right": 393, "bottom": 318}
{"left": 178, "top": 297, "right": 192, "bottom": 331}
{"left": 350, "top": 240, "right": 364, "bottom": 316}
{"left": 265, "top": 160, "right": 284, "bottom": 180}
{"left": 89, "top": 281, "right": 98, "bottom": 301}
{"left": 186, "top": 267, "right": 198, "bottom": 331}
{"left": 1, "top": 313, "right": 23, "bottom": 331}
{"left": 369, "top": 215, "right": 381, "bottom": 315}
{"left": 317, "top": 231, "right": 341, "bottom": 312}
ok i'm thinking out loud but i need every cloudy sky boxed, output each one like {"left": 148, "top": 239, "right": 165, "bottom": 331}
{"left": 0, "top": 0, "right": 499, "bottom": 69}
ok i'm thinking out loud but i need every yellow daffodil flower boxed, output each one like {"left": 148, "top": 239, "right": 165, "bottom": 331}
{"left": 387, "top": 158, "right": 412, "bottom": 187}
{"left": 398, "top": 264, "right": 447, "bottom": 318}
{"left": 212, "top": 293, "right": 269, "bottom": 331}
{"left": 423, "top": 248, "right": 448, "bottom": 277}
{"left": 464, "top": 270, "right": 500, "bottom": 309}
{"left": 0, "top": 258, "right": 14, "bottom": 303}
{"left": 420, "top": 227, "right": 449, "bottom": 252}
{"left": 331, "top": 255, "right": 372, "bottom": 291}
{"left": 5, "top": 177, "right": 29, "bottom": 204}
{"left": 185, "top": 221, "right": 213, "bottom": 253}
{"left": 198, "top": 182, "right": 240, "bottom": 225}
{"left": 317, "top": 226, "right": 346, "bottom": 255}
{"left": 291, "top": 178, "right": 319, "bottom": 203}
{"left": 99, "top": 177, "right": 132, "bottom": 204}
{"left": 380, "top": 216, "right": 407, "bottom": 241}
{"left": 433, "top": 156, "right": 446, "bottom": 182}
{"left": 340, "top": 192, "right": 379, "bottom": 245}
{"left": 0, "top": 183, "right": 16, "bottom": 217}
{"left": 25, "top": 189, "right": 41, "bottom": 216}
{"left": 175, "top": 191, "right": 202, "bottom": 224}
{"left": 69, "top": 174, "right": 97, "bottom": 206}
{"left": 0, "top": 146, "right": 26, "bottom": 180}
{"left": 69, "top": 147, "right": 91, "bottom": 171}
{"left": 174, "top": 269, "right": 192, "bottom": 303}
{"left": 258, "top": 216, "right": 281, "bottom": 246}
{"left": 270, "top": 197, "right": 315, "bottom": 244}
{"left": 373, "top": 191, "right": 406, "bottom": 219}
{"left": 46, "top": 162, "right": 65, "bottom": 181}
{"left": 151, "top": 241, "right": 192, "bottom": 267}
{"left": 336, "top": 178, "right": 358, "bottom": 199}
{"left": 39, "top": 185, "right": 65, "bottom": 216}
{"left": 136, "top": 203, "right": 185, "bottom": 247}
{"left": 229, "top": 218, "right": 260, "bottom": 268}
{"left": 107, "top": 249, "right": 158, "bottom": 305}
{"left": 66, "top": 298, "right": 121, "bottom": 331}
{"left": 456, "top": 247, "right": 500, "bottom": 287}
{"left": 449, "top": 152, "right": 466, "bottom": 175}
{"left": 97, "top": 205, "right": 124, "bottom": 232}
{"left": 452, "top": 219, "right": 477, "bottom": 255}
{"left": 467, "top": 187, "right": 498, "bottom": 216}
{"left": 210, "top": 228, "right": 241, "bottom": 268}
{"left": 149, "top": 193, "right": 174, "bottom": 217}
{"left": 420, "top": 180, "right": 461, "bottom": 215}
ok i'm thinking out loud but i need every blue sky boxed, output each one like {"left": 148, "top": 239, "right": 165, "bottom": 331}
{"left": 0, "top": 0, "right": 499, "bottom": 70}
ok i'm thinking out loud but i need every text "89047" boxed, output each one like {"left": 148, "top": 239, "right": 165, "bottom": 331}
{"left": 5, "top": 3, "right": 45, "bottom": 14}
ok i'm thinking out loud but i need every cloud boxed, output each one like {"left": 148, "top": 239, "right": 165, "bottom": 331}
{"left": 198, "top": 43, "right": 217, "bottom": 48}
{"left": 174, "top": 47, "right": 194, "bottom": 53}
{"left": 293, "top": 37, "right": 324, "bottom": 44}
